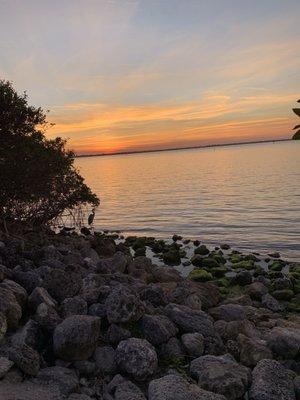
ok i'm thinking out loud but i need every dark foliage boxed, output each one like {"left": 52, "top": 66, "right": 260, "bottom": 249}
{"left": 292, "top": 99, "right": 300, "bottom": 140}
{"left": 0, "top": 80, "right": 99, "bottom": 230}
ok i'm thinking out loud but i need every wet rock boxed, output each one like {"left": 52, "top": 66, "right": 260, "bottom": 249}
{"left": 106, "top": 323, "right": 131, "bottom": 345}
{"left": 234, "top": 270, "right": 252, "bottom": 286}
{"left": 209, "top": 304, "right": 246, "bottom": 322}
{"left": 181, "top": 333, "right": 204, "bottom": 357}
{"left": 34, "top": 366, "right": 79, "bottom": 395}
{"left": 105, "top": 286, "right": 145, "bottom": 324}
{"left": 60, "top": 296, "right": 88, "bottom": 318}
{"left": 261, "top": 293, "right": 282, "bottom": 312}
{"left": 148, "top": 373, "right": 227, "bottom": 400}
{"left": 94, "top": 346, "right": 116, "bottom": 375}
{"left": 188, "top": 269, "right": 213, "bottom": 282}
{"left": 0, "top": 356, "right": 13, "bottom": 378}
{"left": 246, "top": 282, "right": 268, "bottom": 300}
{"left": 9, "top": 344, "right": 40, "bottom": 376}
{"left": 106, "top": 374, "right": 146, "bottom": 400}
{"left": 141, "top": 314, "right": 178, "bottom": 345}
{"left": 35, "top": 302, "right": 61, "bottom": 332}
{"left": 267, "top": 327, "right": 300, "bottom": 359}
{"left": 28, "top": 287, "right": 57, "bottom": 311}
{"left": 194, "top": 245, "right": 210, "bottom": 255}
{"left": 53, "top": 315, "right": 101, "bottom": 361}
{"left": 164, "top": 303, "right": 214, "bottom": 336}
{"left": 0, "top": 287, "right": 22, "bottom": 329}
{"left": 238, "top": 334, "right": 273, "bottom": 367}
{"left": 190, "top": 354, "right": 251, "bottom": 400}
{"left": 115, "top": 338, "right": 158, "bottom": 381}
{"left": 249, "top": 359, "right": 296, "bottom": 400}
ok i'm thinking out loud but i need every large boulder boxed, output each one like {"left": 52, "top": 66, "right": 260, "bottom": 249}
{"left": 249, "top": 359, "right": 296, "bottom": 400}
{"left": 60, "top": 296, "right": 88, "bottom": 318}
{"left": 190, "top": 354, "right": 251, "bottom": 400}
{"left": 0, "top": 279, "right": 27, "bottom": 307}
{"left": 141, "top": 314, "right": 178, "bottom": 345}
{"left": 148, "top": 374, "right": 227, "bottom": 400}
{"left": 238, "top": 334, "right": 273, "bottom": 367}
{"left": 261, "top": 293, "right": 282, "bottom": 312}
{"left": 43, "top": 269, "right": 82, "bottom": 302}
{"left": 35, "top": 302, "right": 62, "bottom": 332}
{"left": 115, "top": 338, "right": 158, "bottom": 381}
{"left": 164, "top": 303, "right": 214, "bottom": 336}
{"left": 181, "top": 333, "right": 204, "bottom": 357}
{"left": 215, "top": 319, "right": 258, "bottom": 341}
{"left": 53, "top": 315, "right": 101, "bottom": 361}
{"left": 28, "top": 287, "right": 57, "bottom": 311}
{"left": 11, "top": 319, "right": 43, "bottom": 350}
{"left": 97, "top": 251, "right": 129, "bottom": 274}
{"left": 267, "top": 327, "right": 300, "bottom": 359}
{"left": 0, "top": 287, "right": 22, "bottom": 329}
{"left": 246, "top": 282, "right": 268, "bottom": 300}
{"left": 105, "top": 286, "right": 145, "bottom": 324}
{"left": 209, "top": 304, "right": 246, "bottom": 322}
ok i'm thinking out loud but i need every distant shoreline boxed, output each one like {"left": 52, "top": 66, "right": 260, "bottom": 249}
{"left": 76, "top": 138, "right": 291, "bottom": 158}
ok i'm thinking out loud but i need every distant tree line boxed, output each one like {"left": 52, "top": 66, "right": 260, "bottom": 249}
{"left": 0, "top": 80, "right": 99, "bottom": 233}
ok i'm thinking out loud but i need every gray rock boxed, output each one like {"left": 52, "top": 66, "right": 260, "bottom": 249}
{"left": 0, "top": 279, "right": 27, "bottom": 307}
{"left": 53, "top": 315, "right": 101, "bottom": 361}
{"left": 209, "top": 304, "right": 246, "bottom": 322}
{"left": 181, "top": 333, "right": 204, "bottom": 357}
{"left": 0, "top": 380, "right": 62, "bottom": 400}
{"left": 0, "top": 287, "right": 22, "bottom": 329}
{"left": 148, "top": 373, "right": 227, "bottom": 400}
{"left": 60, "top": 296, "right": 88, "bottom": 318}
{"left": 9, "top": 344, "right": 40, "bottom": 376}
{"left": 238, "top": 334, "right": 273, "bottom": 367}
{"left": 141, "top": 314, "right": 178, "bottom": 345}
{"left": 106, "top": 374, "right": 146, "bottom": 400}
{"left": 261, "top": 293, "right": 282, "bottom": 312}
{"left": 0, "top": 312, "right": 7, "bottom": 340}
{"left": 234, "top": 270, "right": 252, "bottom": 286}
{"left": 13, "top": 270, "right": 42, "bottom": 294}
{"left": 29, "top": 287, "right": 57, "bottom": 311}
{"left": 0, "top": 356, "right": 13, "bottom": 378}
{"left": 35, "top": 302, "right": 61, "bottom": 332}
{"left": 215, "top": 319, "right": 258, "bottom": 341}
{"left": 249, "top": 359, "right": 296, "bottom": 400}
{"left": 88, "top": 302, "right": 107, "bottom": 318}
{"left": 94, "top": 346, "right": 117, "bottom": 375}
{"left": 105, "top": 286, "right": 145, "bottom": 324}
{"left": 34, "top": 366, "right": 79, "bottom": 395}
{"left": 164, "top": 303, "right": 214, "bottom": 336}
{"left": 106, "top": 323, "right": 131, "bottom": 345}
{"left": 139, "top": 284, "right": 168, "bottom": 307}
{"left": 11, "top": 319, "right": 43, "bottom": 350}
{"left": 73, "top": 360, "right": 96, "bottom": 377}
{"left": 97, "top": 251, "right": 129, "bottom": 274}
{"left": 159, "top": 337, "right": 186, "bottom": 359}
{"left": 267, "top": 327, "right": 300, "bottom": 359}
{"left": 246, "top": 282, "right": 268, "bottom": 300}
{"left": 43, "top": 269, "right": 82, "bottom": 302}
{"left": 190, "top": 354, "right": 251, "bottom": 400}
{"left": 116, "top": 338, "right": 158, "bottom": 381}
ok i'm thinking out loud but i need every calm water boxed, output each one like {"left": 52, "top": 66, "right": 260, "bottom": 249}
{"left": 76, "top": 141, "right": 300, "bottom": 260}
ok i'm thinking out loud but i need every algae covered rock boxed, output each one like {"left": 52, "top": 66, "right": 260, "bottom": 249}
{"left": 188, "top": 269, "right": 213, "bottom": 282}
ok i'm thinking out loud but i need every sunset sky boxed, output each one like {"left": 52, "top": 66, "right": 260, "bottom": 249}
{"left": 1, "top": 0, "right": 299, "bottom": 154}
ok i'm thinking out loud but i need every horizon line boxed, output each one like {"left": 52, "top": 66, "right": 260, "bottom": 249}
{"left": 75, "top": 138, "right": 292, "bottom": 158}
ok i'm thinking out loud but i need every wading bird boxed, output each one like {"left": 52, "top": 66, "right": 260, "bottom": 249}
{"left": 88, "top": 208, "right": 96, "bottom": 226}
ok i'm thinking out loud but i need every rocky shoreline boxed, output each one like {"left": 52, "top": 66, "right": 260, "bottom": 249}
{"left": 0, "top": 230, "right": 299, "bottom": 400}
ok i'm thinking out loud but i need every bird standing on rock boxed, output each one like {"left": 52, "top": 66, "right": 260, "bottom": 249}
{"left": 88, "top": 208, "right": 96, "bottom": 226}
